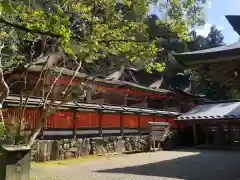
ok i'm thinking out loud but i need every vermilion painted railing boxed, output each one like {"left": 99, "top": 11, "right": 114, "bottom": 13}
{"left": 2, "top": 107, "right": 181, "bottom": 140}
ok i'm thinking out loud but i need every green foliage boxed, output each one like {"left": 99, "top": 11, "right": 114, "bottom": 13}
{"left": 1, "top": 116, "right": 27, "bottom": 145}
{"left": 0, "top": 121, "right": 5, "bottom": 137}
{"left": 206, "top": 25, "right": 225, "bottom": 47}
{"left": 156, "top": 0, "right": 206, "bottom": 41}
{"left": 231, "top": 88, "right": 240, "bottom": 99}
{"left": 0, "top": 0, "right": 205, "bottom": 72}
{"left": 187, "top": 25, "right": 225, "bottom": 51}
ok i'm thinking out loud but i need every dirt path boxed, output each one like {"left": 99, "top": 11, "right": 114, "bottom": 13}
{"left": 31, "top": 149, "right": 240, "bottom": 180}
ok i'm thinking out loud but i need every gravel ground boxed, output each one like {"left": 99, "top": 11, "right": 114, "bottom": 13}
{"left": 31, "top": 149, "right": 240, "bottom": 180}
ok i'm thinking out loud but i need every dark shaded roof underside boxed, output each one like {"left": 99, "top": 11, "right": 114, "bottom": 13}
{"left": 174, "top": 43, "right": 240, "bottom": 87}
{"left": 226, "top": 15, "right": 240, "bottom": 36}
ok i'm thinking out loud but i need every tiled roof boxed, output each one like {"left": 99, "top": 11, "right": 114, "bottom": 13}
{"left": 28, "top": 65, "right": 172, "bottom": 95}
{"left": 175, "top": 43, "right": 240, "bottom": 56}
{"left": 4, "top": 96, "right": 180, "bottom": 116}
{"left": 175, "top": 101, "right": 240, "bottom": 120}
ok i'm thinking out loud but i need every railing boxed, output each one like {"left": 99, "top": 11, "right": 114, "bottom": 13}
{"left": 2, "top": 96, "right": 181, "bottom": 140}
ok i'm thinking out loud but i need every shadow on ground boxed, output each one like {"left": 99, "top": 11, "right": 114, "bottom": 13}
{"left": 96, "top": 149, "right": 240, "bottom": 180}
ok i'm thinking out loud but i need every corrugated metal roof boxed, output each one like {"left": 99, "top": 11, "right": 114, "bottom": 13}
{"left": 175, "top": 102, "right": 240, "bottom": 120}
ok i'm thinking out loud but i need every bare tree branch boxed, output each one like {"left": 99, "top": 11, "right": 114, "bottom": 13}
{"left": 27, "top": 59, "right": 84, "bottom": 147}
{"left": 20, "top": 56, "right": 50, "bottom": 120}
{"left": 0, "top": 43, "right": 9, "bottom": 128}
{"left": 27, "top": 91, "right": 72, "bottom": 147}
{"left": 62, "top": 61, "right": 82, "bottom": 94}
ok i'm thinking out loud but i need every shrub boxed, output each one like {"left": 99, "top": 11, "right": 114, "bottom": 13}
{"left": 2, "top": 116, "right": 28, "bottom": 145}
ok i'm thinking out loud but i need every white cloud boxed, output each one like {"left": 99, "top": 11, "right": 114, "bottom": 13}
{"left": 207, "top": 0, "right": 212, "bottom": 8}
{"left": 216, "top": 25, "right": 224, "bottom": 30}
{"left": 194, "top": 23, "right": 212, "bottom": 37}
{"left": 193, "top": 23, "right": 224, "bottom": 37}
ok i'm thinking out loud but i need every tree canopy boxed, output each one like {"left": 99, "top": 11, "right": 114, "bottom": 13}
{"left": 187, "top": 25, "right": 225, "bottom": 51}
{"left": 0, "top": 0, "right": 208, "bottom": 145}
{"left": 0, "top": 0, "right": 206, "bottom": 73}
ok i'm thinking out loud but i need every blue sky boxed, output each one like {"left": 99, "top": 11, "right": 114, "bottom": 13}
{"left": 150, "top": 0, "right": 240, "bottom": 44}
{"left": 198, "top": 0, "right": 240, "bottom": 44}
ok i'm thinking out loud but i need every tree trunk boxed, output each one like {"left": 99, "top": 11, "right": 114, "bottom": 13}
{"left": 0, "top": 43, "right": 10, "bottom": 128}
{"left": 27, "top": 126, "right": 43, "bottom": 147}
{"left": 0, "top": 70, "right": 10, "bottom": 130}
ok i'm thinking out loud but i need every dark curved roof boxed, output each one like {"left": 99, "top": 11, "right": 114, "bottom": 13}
{"left": 25, "top": 54, "right": 204, "bottom": 99}
{"left": 104, "top": 65, "right": 205, "bottom": 99}
{"left": 174, "top": 43, "right": 240, "bottom": 62}
{"left": 175, "top": 15, "right": 240, "bottom": 63}
{"left": 174, "top": 43, "right": 240, "bottom": 88}
{"left": 105, "top": 66, "right": 190, "bottom": 90}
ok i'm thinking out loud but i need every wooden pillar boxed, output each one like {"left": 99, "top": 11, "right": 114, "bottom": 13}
{"left": 73, "top": 109, "right": 76, "bottom": 139}
{"left": 138, "top": 114, "right": 141, "bottom": 134}
{"left": 99, "top": 111, "right": 102, "bottom": 137}
{"left": 143, "top": 96, "right": 148, "bottom": 108}
{"left": 86, "top": 90, "right": 92, "bottom": 102}
{"left": 120, "top": 112, "right": 123, "bottom": 136}
{"left": 205, "top": 124, "right": 209, "bottom": 145}
{"left": 193, "top": 123, "right": 197, "bottom": 146}
{"left": 124, "top": 95, "right": 128, "bottom": 106}
{"left": 228, "top": 124, "right": 233, "bottom": 145}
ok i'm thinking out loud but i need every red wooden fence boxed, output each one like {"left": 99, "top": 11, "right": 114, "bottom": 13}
{"left": 3, "top": 108, "right": 179, "bottom": 133}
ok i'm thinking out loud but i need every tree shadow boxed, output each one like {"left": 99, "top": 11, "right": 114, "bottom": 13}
{"left": 96, "top": 150, "right": 240, "bottom": 180}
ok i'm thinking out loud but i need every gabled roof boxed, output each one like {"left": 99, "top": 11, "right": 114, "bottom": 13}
{"left": 174, "top": 43, "right": 240, "bottom": 62}
{"left": 22, "top": 54, "right": 205, "bottom": 100}
{"left": 174, "top": 15, "right": 240, "bottom": 63}
{"left": 27, "top": 64, "right": 172, "bottom": 95}
{"left": 149, "top": 77, "right": 164, "bottom": 89}
{"left": 176, "top": 101, "right": 240, "bottom": 120}
{"left": 105, "top": 65, "right": 196, "bottom": 91}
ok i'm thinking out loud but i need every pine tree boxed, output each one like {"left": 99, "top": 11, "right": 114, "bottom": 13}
{"left": 207, "top": 25, "right": 225, "bottom": 48}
